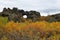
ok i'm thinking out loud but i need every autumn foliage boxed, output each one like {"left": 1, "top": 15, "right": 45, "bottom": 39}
{"left": 0, "top": 21, "right": 59, "bottom": 40}
{"left": 0, "top": 16, "right": 60, "bottom": 40}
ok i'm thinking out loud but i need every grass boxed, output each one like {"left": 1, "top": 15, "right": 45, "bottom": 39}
{"left": 0, "top": 16, "right": 8, "bottom": 27}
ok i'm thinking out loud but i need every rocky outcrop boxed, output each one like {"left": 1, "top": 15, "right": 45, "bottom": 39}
{"left": 50, "top": 13, "right": 60, "bottom": 21}
{"left": 45, "top": 14, "right": 60, "bottom": 22}
{"left": 0, "top": 7, "right": 41, "bottom": 22}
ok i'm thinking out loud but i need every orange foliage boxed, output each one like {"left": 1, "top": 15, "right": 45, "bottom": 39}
{"left": 5, "top": 21, "right": 60, "bottom": 32}
{"left": 2, "top": 21, "right": 60, "bottom": 40}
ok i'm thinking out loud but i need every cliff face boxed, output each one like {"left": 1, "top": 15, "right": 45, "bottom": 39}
{"left": 0, "top": 7, "right": 41, "bottom": 22}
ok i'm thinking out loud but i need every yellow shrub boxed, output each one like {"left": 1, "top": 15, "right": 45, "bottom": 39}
{"left": 1, "top": 20, "right": 60, "bottom": 40}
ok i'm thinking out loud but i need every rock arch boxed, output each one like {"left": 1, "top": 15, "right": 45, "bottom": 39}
{"left": 0, "top": 7, "right": 41, "bottom": 22}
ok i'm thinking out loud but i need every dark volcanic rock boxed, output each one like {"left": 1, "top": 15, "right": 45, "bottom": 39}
{"left": 45, "top": 13, "right": 60, "bottom": 22}
{"left": 51, "top": 13, "right": 60, "bottom": 21}
{"left": 0, "top": 7, "right": 41, "bottom": 22}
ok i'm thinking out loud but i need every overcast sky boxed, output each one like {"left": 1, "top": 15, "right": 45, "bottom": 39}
{"left": 0, "top": 0, "right": 60, "bottom": 16}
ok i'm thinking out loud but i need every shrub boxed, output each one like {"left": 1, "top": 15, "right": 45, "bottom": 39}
{"left": 4, "top": 21, "right": 60, "bottom": 40}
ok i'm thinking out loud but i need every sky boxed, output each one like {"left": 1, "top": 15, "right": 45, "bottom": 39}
{"left": 0, "top": 0, "right": 60, "bottom": 16}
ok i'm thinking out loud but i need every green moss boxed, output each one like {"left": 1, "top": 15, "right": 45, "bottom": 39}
{"left": 0, "top": 16, "right": 8, "bottom": 26}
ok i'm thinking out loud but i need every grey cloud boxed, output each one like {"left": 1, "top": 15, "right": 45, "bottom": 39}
{"left": 0, "top": 0, "right": 60, "bottom": 16}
